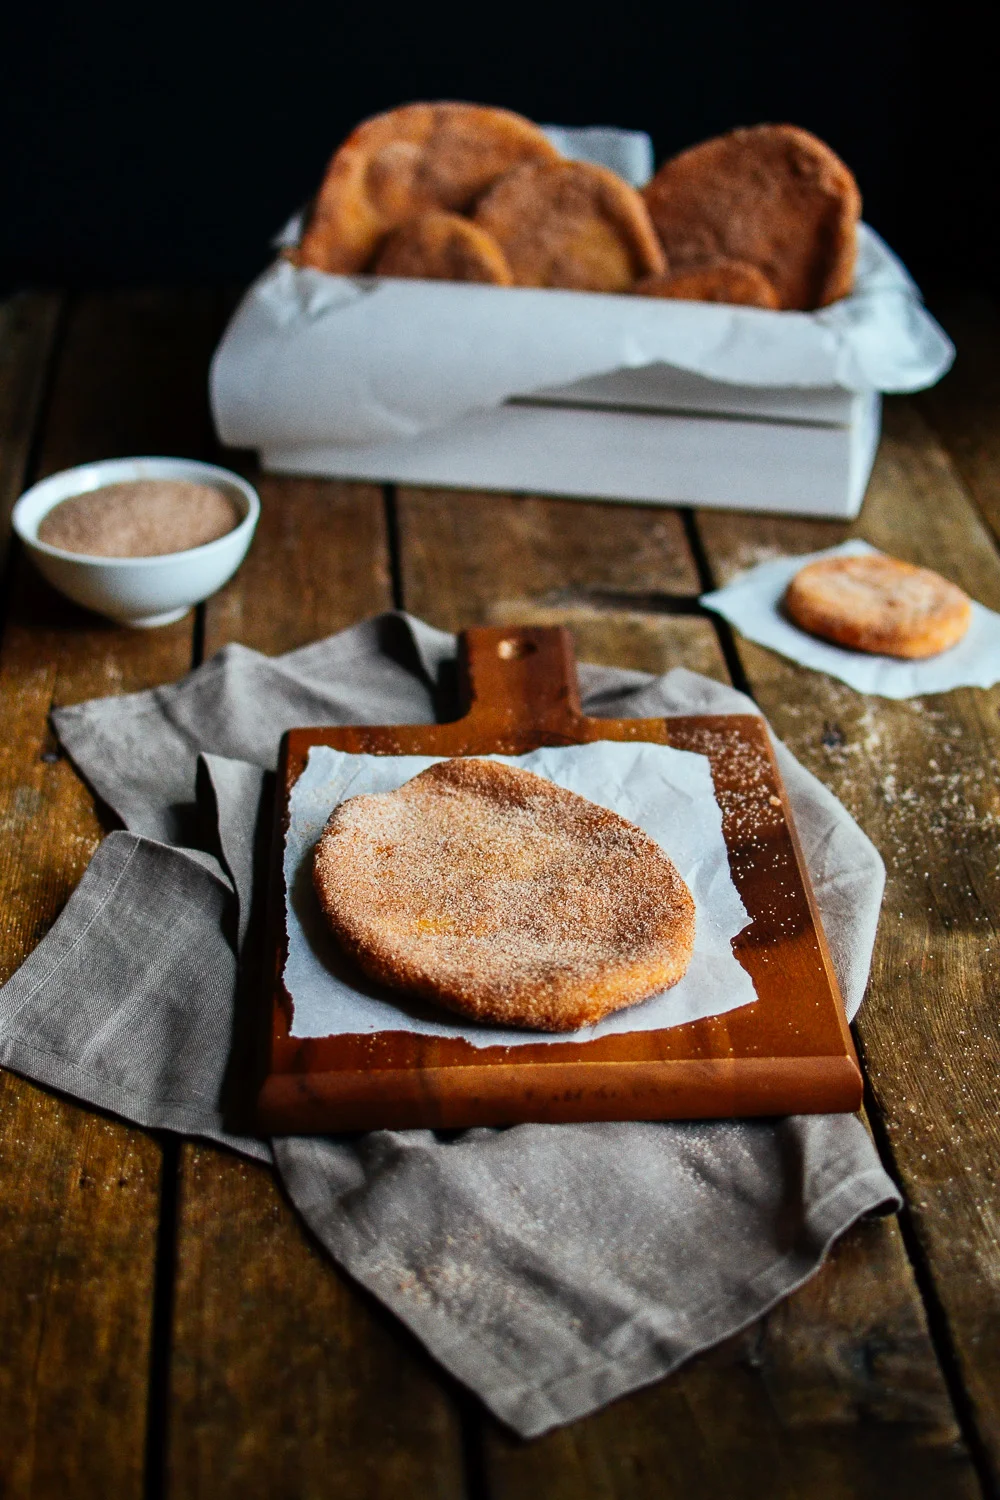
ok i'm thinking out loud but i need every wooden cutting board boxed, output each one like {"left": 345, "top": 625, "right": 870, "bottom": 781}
{"left": 256, "top": 625, "right": 862, "bottom": 1132}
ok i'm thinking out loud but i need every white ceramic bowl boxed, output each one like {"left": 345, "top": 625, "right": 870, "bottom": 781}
{"left": 12, "top": 456, "right": 260, "bottom": 627}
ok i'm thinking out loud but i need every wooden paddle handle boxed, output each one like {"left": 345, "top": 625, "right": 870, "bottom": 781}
{"left": 457, "top": 626, "right": 584, "bottom": 738}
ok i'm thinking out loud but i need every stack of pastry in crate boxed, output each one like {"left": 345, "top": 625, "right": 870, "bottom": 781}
{"left": 294, "top": 102, "right": 860, "bottom": 311}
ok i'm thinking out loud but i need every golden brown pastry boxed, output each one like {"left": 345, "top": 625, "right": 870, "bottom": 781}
{"left": 784, "top": 553, "right": 972, "bottom": 657}
{"left": 296, "top": 102, "right": 561, "bottom": 273}
{"left": 642, "top": 125, "right": 861, "bottom": 310}
{"left": 313, "top": 757, "right": 696, "bottom": 1031}
{"left": 474, "top": 159, "right": 666, "bottom": 293}
{"left": 372, "top": 211, "right": 513, "bottom": 283}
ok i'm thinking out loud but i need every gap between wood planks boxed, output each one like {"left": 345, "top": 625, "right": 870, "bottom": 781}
{"left": 378, "top": 485, "right": 756, "bottom": 702}
{"left": 383, "top": 484, "right": 405, "bottom": 611}
{"left": 144, "top": 1136, "right": 180, "bottom": 1500}
{"left": 144, "top": 529, "right": 217, "bottom": 1498}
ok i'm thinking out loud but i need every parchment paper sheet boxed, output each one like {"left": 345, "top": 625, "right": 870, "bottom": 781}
{"left": 285, "top": 741, "right": 756, "bottom": 1043}
{"left": 702, "top": 540, "right": 1000, "bottom": 698}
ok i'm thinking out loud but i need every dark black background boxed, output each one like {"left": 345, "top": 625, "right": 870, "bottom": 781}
{"left": 1, "top": 0, "right": 993, "bottom": 294}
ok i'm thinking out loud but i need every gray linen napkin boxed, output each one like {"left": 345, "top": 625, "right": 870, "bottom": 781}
{"left": 0, "top": 612, "right": 900, "bottom": 1437}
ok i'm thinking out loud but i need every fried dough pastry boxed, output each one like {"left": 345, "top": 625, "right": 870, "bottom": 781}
{"left": 313, "top": 757, "right": 696, "bottom": 1032}
{"left": 372, "top": 211, "right": 513, "bottom": 283}
{"left": 296, "top": 102, "right": 561, "bottom": 273}
{"left": 474, "top": 159, "right": 666, "bottom": 293}
{"left": 784, "top": 553, "right": 972, "bottom": 658}
{"left": 642, "top": 125, "right": 861, "bottom": 310}
{"left": 633, "top": 260, "right": 780, "bottom": 308}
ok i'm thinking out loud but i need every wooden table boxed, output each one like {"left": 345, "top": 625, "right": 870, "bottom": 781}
{"left": 1, "top": 289, "right": 998, "bottom": 1500}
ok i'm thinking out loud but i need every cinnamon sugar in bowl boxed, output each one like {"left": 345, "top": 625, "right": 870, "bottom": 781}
{"left": 13, "top": 457, "right": 259, "bottom": 627}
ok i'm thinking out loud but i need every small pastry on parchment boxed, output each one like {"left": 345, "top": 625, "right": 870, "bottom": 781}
{"left": 784, "top": 553, "right": 972, "bottom": 658}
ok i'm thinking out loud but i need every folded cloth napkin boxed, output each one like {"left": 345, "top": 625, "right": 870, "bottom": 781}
{"left": 0, "top": 612, "right": 899, "bottom": 1437}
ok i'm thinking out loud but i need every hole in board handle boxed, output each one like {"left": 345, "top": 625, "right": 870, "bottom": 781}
{"left": 496, "top": 638, "right": 538, "bottom": 661}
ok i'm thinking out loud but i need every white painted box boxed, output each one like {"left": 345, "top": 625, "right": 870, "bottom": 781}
{"left": 211, "top": 128, "right": 949, "bottom": 519}
{"left": 263, "top": 365, "right": 881, "bottom": 519}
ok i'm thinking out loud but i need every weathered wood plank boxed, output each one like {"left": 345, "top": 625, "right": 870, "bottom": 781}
{"left": 0, "top": 291, "right": 62, "bottom": 568}
{"left": 171, "top": 480, "right": 466, "bottom": 1499}
{"left": 37, "top": 290, "right": 223, "bottom": 478}
{"left": 483, "top": 600, "right": 728, "bottom": 682}
{"left": 169, "top": 1147, "right": 466, "bottom": 1500}
{"left": 0, "top": 1091, "right": 162, "bottom": 1500}
{"left": 202, "top": 475, "right": 391, "bottom": 658}
{"left": 482, "top": 1216, "right": 977, "bottom": 1500}
{"left": 397, "top": 482, "right": 980, "bottom": 1496}
{"left": 914, "top": 294, "right": 1000, "bottom": 549}
{"left": 695, "top": 398, "right": 1000, "bottom": 1485}
{"left": 0, "top": 290, "right": 223, "bottom": 1500}
{"left": 395, "top": 487, "right": 702, "bottom": 633}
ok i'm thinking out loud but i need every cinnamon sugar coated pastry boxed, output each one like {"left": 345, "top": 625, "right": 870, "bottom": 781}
{"left": 473, "top": 159, "right": 666, "bottom": 292}
{"left": 312, "top": 757, "right": 695, "bottom": 1032}
{"left": 372, "top": 211, "right": 513, "bottom": 283}
{"left": 642, "top": 125, "right": 861, "bottom": 310}
{"left": 633, "top": 260, "right": 780, "bottom": 308}
{"left": 784, "top": 553, "right": 972, "bottom": 658}
{"left": 296, "top": 103, "right": 560, "bottom": 273}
